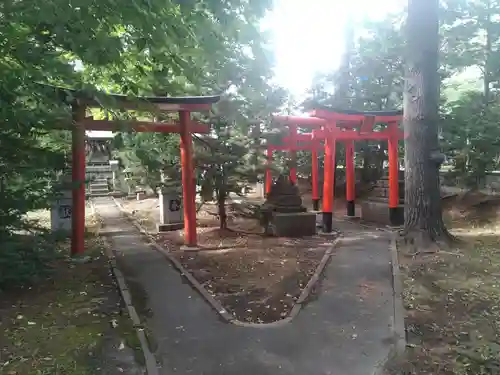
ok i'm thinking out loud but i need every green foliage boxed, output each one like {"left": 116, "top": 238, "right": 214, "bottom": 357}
{"left": 106, "top": 0, "right": 287, "bottom": 230}
{"left": 300, "top": 15, "right": 405, "bottom": 184}
{"left": 305, "top": 0, "right": 500, "bottom": 190}
{"left": 1, "top": 0, "right": 280, "bottom": 286}
{"left": 442, "top": 91, "right": 500, "bottom": 187}
{"left": 0, "top": 233, "right": 62, "bottom": 290}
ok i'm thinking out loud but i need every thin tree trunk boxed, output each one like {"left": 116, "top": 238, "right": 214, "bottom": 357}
{"left": 218, "top": 188, "right": 227, "bottom": 230}
{"left": 402, "top": 0, "right": 454, "bottom": 249}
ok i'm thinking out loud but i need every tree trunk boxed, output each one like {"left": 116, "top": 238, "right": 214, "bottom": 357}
{"left": 217, "top": 188, "right": 227, "bottom": 230}
{"left": 402, "top": 0, "right": 454, "bottom": 249}
{"left": 483, "top": 0, "right": 492, "bottom": 104}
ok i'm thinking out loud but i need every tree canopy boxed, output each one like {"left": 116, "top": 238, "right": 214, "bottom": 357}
{"left": 0, "top": 0, "right": 284, "bottom": 286}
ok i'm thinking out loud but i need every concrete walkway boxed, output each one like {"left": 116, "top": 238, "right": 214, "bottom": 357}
{"left": 94, "top": 197, "right": 396, "bottom": 375}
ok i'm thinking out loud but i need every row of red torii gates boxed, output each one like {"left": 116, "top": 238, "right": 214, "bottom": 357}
{"left": 56, "top": 85, "right": 404, "bottom": 256}
{"left": 266, "top": 108, "right": 404, "bottom": 233}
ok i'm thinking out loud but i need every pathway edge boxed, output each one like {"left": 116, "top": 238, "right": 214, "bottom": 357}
{"left": 372, "top": 236, "right": 407, "bottom": 375}
{"left": 90, "top": 199, "right": 160, "bottom": 375}
{"left": 111, "top": 196, "right": 341, "bottom": 328}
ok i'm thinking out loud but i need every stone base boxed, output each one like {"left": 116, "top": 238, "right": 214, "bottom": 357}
{"left": 157, "top": 222, "right": 184, "bottom": 232}
{"left": 312, "top": 199, "right": 320, "bottom": 211}
{"left": 179, "top": 245, "right": 200, "bottom": 251}
{"left": 270, "top": 212, "right": 317, "bottom": 237}
{"left": 389, "top": 207, "right": 405, "bottom": 226}
{"left": 322, "top": 212, "right": 333, "bottom": 233}
{"left": 109, "top": 191, "right": 128, "bottom": 198}
{"left": 361, "top": 200, "right": 404, "bottom": 226}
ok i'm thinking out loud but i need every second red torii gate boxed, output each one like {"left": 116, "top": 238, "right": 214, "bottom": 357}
{"left": 269, "top": 108, "right": 404, "bottom": 232}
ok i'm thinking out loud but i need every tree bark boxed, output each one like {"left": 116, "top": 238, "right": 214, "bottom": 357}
{"left": 483, "top": 0, "right": 492, "bottom": 104}
{"left": 402, "top": 0, "right": 454, "bottom": 249}
{"left": 217, "top": 188, "right": 227, "bottom": 230}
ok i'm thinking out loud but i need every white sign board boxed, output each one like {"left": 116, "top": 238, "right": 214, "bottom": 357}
{"left": 51, "top": 191, "right": 72, "bottom": 232}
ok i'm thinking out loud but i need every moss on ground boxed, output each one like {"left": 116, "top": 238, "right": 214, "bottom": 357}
{"left": 0, "top": 212, "right": 143, "bottom": 375}
{"left": 389, "top": 222, "right": 500, "bottom": 375}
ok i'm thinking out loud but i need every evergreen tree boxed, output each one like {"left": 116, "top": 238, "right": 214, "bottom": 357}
{"left": 402, "top": 0, "right": 453, "bottom": 247}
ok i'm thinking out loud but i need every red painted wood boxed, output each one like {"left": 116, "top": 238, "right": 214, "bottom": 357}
{"left": 81, "top": 119, "right": 210, "bottom": 134}
{"left": 273, "top": 115, "right": 327, "bottom": 128}
{"left": 359, "top": 115, "right": 376, "bottom": 133}
{"left": 289, "top": 124, "right": 297, "bottom": 183}
{"left": 323, "top": 132, "right": 335, "bottom": 213}
{"left": 265, "top": 148, "right": 273, "bottom": 194}
{"left": 388, "top": 135, "right": 399, "bottom": 208}
{"left": 345, "top": 141, "right": 355, "bottom": 202}
{"left": 282, "top": 129, "right": 404, "bottom": 142}
{"left": 311, "top": 147, "right": 319, "bottom": 200}
{"left": 179, "top": 111, "right": 197, "bottom": 246}
{"left": 310, "top": 108, "right": 403, "bottom": 123}
{"left": 71, "top": 106, "right": 86, "bottom": 256}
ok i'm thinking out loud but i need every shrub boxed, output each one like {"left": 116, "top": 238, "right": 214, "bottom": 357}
{"left": 0, "top": 233, "right": 63, "bottom": 290}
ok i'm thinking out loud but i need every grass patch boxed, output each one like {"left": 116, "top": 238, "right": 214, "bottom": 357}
{"left": 389, "top": 222, "right": 500, "bottom": 374}
{"left": 0, "top": 212, "right": 143, "bottom": 375}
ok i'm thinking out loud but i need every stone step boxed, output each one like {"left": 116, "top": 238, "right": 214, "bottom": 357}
{"left": 375, "top": 179, "right": 404, "bottom": 188}
{"left": 90, "top": 188, "right": 109, "bottom": 193}
{"left": 90, "top": 187, "right": 109, "bottom": 193}
{"left": 88, "top": 192, "right": 111, "bottom": 197}
{"left": 91, "top": 182, "right": 108, "bottom": 188}
{"left": 86, "top": 166, "right": 112, "bottom": 172}
{"left": 371, "top": 187, "right": 389, "bottom": 198}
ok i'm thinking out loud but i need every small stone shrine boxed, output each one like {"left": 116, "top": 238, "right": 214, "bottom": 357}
{"left": 260, "top": 174, "right": 317, "bottom": 237}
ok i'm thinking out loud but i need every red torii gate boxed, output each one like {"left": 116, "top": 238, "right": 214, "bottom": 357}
{"left": 49, "top": 86, "right": 220, "bottom": 255}
{"left": 269, "top": 108, "right": 404, "bottom": 232}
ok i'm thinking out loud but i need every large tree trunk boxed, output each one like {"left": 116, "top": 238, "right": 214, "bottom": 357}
{"left": 483, "top": 0, "right": 492, "bottom": 104}
{"left": 402, "top": 0, "right": 454, "bottom": 249}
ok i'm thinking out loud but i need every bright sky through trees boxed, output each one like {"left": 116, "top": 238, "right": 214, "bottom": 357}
{"left": 263, "top": 0, "right": 405, "bottom": 96}
{"left": 88, "top": 0, "right": 404, "bottom": 137}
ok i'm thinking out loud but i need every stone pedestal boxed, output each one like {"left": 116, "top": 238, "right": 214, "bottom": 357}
{"left": 51, "top": 190, "right": 72, "bottom": 233}
{"left": 255, "top": 182, "right": 265, "bottom": 198}
{"left": 271, "top": 212, "right": 317, "bottom": 237}
{"left": 260, "top": 174, "right": 317, "bottom": 236}
{"left": 361, "top": 199, "right": 404, "bottom": 226}
{"left": 158, "top": 188, "right": 184, "bottom": 232}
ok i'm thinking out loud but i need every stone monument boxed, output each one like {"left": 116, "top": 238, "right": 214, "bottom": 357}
{"left": 260, "top": 174, "right": 316, "bottom": 237}
{"left": 157, "top": 177, "right": 184, "bottom": 232}
{"left": 51, "top": 176, "right": 73, "bottom": 234}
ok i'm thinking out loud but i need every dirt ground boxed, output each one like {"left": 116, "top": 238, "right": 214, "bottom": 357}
{"left": 122, "top": 190, "right": 500, "bottom": 368}
{"left": 120, "top": 197, "right": 337, "bottom": 323}
{"left": 387, "top": 194, "right": 500, "bottom": 375}
{"left": 0, "top": 213, "right": 143, "bottom": 375}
